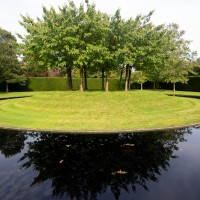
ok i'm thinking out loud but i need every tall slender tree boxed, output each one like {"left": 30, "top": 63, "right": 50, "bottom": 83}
{"left": 164, "top": 24, "right": 194, "bottom": 91}
{"left": 132, "top": 71, "right": 148, "bottom": 90}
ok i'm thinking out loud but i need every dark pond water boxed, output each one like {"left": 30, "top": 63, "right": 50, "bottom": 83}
{"left": 0, "top": 127, "right": 200, "bottom": 200}
{"left": 167, "top": 94, "right": 200, "bottom": 99}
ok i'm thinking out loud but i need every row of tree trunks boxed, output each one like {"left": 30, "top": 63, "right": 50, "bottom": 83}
{"left": 81, "top": 67, "right": 109, "bottom": 92}
{"left": 67, "top": 65, "right": 177, "bottom": 92}
{"left": 66, "top": 66, "right": 88, "bottom": 92}
{"left": 66, "top": 63, "right": 130, "bottom": 92}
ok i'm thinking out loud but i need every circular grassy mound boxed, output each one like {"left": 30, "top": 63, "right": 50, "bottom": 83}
{"left": 0, "top": 90, "right": 200, "bottom": 132}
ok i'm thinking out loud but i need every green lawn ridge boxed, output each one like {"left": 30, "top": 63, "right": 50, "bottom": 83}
{"left": 0, "top": 90, "right": 200, "bottom": 131}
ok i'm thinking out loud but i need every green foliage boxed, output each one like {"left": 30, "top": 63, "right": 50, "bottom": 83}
{"left": 0, "top": 28, "right": 26, "bottom": 90}
{"left": 132, "top": 71, "right": 147, "bottom": 90}
{"left": 132, "top": 71, "right": 148, "bottom": 84}
{"left": 164, "top": 24, "right": 194, "bottom": 86}
{"left": 19, "top": 1, "right": 195, "bottom": 92}
{"left": 192, "top": 57, "right": 200, "bottom": 75}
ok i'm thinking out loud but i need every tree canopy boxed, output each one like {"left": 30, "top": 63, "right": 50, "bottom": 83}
{"left": 19, "top": 0, "right": 196, "bottom": 92}
{"left": 0, "top": 28, "right": 26, "bottom": 92}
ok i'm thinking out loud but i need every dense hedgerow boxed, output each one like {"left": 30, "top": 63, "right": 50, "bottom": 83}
{"left": 0, "top": 78, "right": 121, "bottom": 91}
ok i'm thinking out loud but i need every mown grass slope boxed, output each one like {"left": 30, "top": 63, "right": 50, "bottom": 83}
{"left": 0, "top": 90, "right": 200, "bottom": 131}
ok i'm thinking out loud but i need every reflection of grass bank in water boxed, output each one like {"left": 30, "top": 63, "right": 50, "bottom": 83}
{"left": 1, "top": 90, "right": 200, "bottom": 131}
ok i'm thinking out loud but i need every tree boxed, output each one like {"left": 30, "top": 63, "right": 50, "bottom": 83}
{"left": 136, "top": 24, "right": 171, "bottom": 89}
{"left": 132, "top": 71, "right": 148, "bottom": 90}
{"left": 115, "top": 11, "right": 154, "bottom": 91}
{"left": 0, "top": 28, "right": 26, "bottom": 92}
{"left": 134, "top": 22, "right": 194, "bottom": 91}
{"left": 74, "top": 2, "right": 110, "bottom": 91}
{"left": 164, "top": 24, "right": 194, "bottom": 92}
{"left": 84, "top": 9, "right": 116, "bottom": 92}
{"left": 0, "top": 129, "right": 27, "bottom": 157}
{"left": 192, "top": 56, "right": 200, "bottom": 75}
{"left": 20, "top": 1, "right": 112, "bottom": 92}
{"left": 19, "top": 1, "right": 194, "bottom": 92}
{"left": 19, "top": 2, "right": 80, "bottom": 91}
{"left": 165, "top": 58, "right": 190, "bottom": 92}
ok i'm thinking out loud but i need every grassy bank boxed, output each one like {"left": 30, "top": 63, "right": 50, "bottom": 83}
{"left": 0, "top": 90, "right": 200, "bottom": 131}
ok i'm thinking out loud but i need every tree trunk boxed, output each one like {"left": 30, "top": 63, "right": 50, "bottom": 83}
{"left": 125, "top": 64, "right": 129, "bottom": 92}
{"left": 83, "top": 65, "right": 88, "bottom": 90}
{"left": 141, "top": 83, "right": 143, "bottom": 90}
{"left": 80, "top": 67, "right": 84, "bottom": 92}
{"left": 105, "top": 70, "right": 109, "bottom": 92}
{"left": 153, "top": 82, "right": 156, "bottom": 90}
{"left": 102, "top": 68, "right": 105, "bottom": 90}
{"left": 67, "top": 67, "right": 73, "bottom": 91}
{"left": 173, "top": 83, "right": 176, "bottom": 92}
{"left": 128, "top": 67, "right": 132, "bottom": 91}
{"left": 6, "top": 81, "right": 9, "bottom": 92}
{"left": 118, "top": 68, "right": 123, "bottom": 90}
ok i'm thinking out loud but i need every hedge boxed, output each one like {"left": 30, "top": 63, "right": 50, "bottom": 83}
{"left": 1, "top": 76, "right": 200, "bottom": 92}
{"left": 0, "top": 77, "right": 122, "bottom": 92}
{"left": 159, "top": 77, "right": 200, "bottom": 91}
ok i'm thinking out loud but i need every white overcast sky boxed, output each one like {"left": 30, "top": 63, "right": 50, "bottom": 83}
{"left": 0, "top": 0, "right": 200, "bottom": 55}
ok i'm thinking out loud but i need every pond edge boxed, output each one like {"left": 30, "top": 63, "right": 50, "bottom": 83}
{"left": 0, "top": 123, "right": 200, "bottom": 134}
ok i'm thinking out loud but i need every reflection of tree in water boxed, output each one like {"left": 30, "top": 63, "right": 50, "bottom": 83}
{"left": 0, "top": 130, "right": 27, "bottom": 157}
{"left": 19, "top": 129, "right": 190, "bottom": 200}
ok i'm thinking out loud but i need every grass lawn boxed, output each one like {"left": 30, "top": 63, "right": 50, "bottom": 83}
{"left": 0, "top": 90, "right": 200, "bottom": 131}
